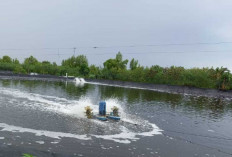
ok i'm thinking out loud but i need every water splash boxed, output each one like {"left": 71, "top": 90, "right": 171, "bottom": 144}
{"left": 0, "top": 87, "right": 162, "bottom": 144}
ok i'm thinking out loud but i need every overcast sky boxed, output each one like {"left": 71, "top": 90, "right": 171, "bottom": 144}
{"left": 0, "top": 0, "right": 232, "bottom": 70}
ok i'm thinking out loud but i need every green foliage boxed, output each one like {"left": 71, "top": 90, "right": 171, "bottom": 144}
{"left": 13, "top": 58, "right": 20, "bottom": 64}
{"left": 62, "top": 55, "right": 88, "bottom": 68}
{"left": 0, "top": 53, "right": 232, "bottom": 91}
{"left": 128, "top": 66, "right": 147, "bottom": 82}
{"left": 89, "top": 65, "right": 101, "bottom": 79}
{"left": 23, "top": 56, "right": 39, "bottom": 73}
{"left": 181, "top": 68, "right": 214, "bottom": 88}
{"left": 103, "top": 52, "right": 128, "bottom": 79}
{"left": 115, "top": 52, "right": 128, "bottom": 70}
{"left": 14, "top": 64, "right": 26, "bottom": 74}
{"left": 104, "top": 59, "right": 117, "bottom": 70}
{"left": 1, "top": 56, "right": 12, "bottom": 63}
{"left": 0, "top": 63, "right": 16, "bottom": 71}
{"left": 146, "top": 65, "right": 164, "bottom": 83}
{"left": 62, "top": 55, "right": 89, "bottom": 76}
{"left": 24, "top": 56, "right": 38, "bottom": 65}
{"left": 22, "top": 154, "right": 36, "bottom": 157}
{"left": 104, "top": 52, "right": 128, "bottom": 70}
{"left": 215, "top": 68, "right": 231, "bottom": 90}
{"left": 130, "top": 58, "right": 139, "bottom": 70}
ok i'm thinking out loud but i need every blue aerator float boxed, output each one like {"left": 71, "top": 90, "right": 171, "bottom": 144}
{"left": 97, "top": 101, "right": 107, "bottom": 121}
{"left": 85, "top": 101, "right": 120, "bottom": 121}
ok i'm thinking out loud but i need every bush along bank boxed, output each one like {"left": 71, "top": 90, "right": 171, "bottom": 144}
{"left": 0, "top": 52, "right": 231, "bottom": 91}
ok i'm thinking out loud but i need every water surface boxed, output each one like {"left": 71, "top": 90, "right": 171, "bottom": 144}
{"left": 0, "top": 79, "right": 231, "bottom": 157}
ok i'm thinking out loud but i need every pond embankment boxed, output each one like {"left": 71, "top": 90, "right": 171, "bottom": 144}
{"left": 0, "top": 71, "right": 231, "bottom": 99}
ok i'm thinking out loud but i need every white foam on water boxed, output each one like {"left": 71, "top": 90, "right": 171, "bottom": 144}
{"left": 121, "top": 118, "right": 138, "bottom": 125}
{"left": 0, "top": 123, "right": 90, "bottom": 140}
{"left": 51, "top": 141, "right": 60, "bottom": 144}
{"left": 74, "top": 78, "right": 86, "bottom": 87}
{"left": 74, "top": 78, "right": 80, "bottom": 83}
{"left": 0, "top": 121, "right": 161, "bottom": 144}
{"left": 79, "top": 78, "right": 86, "bottom": 83}
{"left": 36, "top": 141, "right": 45, "bottom": 144}
{"left": 0, "top": 87, "right": 162, "bottom": 144}
{"left": 0, "top": 137, "right": 5, "bottom": 140}
{"left": 93, "top": 123, "right": 162, "bottom": 144}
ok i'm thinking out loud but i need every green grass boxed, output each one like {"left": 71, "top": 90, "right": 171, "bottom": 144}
{"left": 22, "top": 154, "right": 36, "bottom": 157}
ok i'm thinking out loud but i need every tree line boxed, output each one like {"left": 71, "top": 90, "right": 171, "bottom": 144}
{"left": 0, "top": 52, "right": 231, "bottom": 90}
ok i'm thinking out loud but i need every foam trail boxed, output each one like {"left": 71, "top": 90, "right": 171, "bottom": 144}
{"left": 0, "top": 122, "right": 161, "bottom": 144}
{"left": 93, "top": 123, "right": 162, "bottom": 144}
{"left": 85, "top": 81, "right": 168, "bottom": 93}
{"left": 0, "top": 123, "right": 90, "bottom": 140}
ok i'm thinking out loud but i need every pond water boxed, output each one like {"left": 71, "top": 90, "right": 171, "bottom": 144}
{"left": 0, "top": 79, "right": 231, "bottom": 157}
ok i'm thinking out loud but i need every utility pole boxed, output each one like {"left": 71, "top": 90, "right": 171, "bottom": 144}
{"left": 73, "top": 47, "right": 76, "bottom": 56}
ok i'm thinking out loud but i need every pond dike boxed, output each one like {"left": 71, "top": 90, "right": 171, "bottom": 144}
{"left": 85, "top": 79, "right": 232, "bottom": 99}
{"left": 0, "top": 71, "right": 74, "bottom": 82}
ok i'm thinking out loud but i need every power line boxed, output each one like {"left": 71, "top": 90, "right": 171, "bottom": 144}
{"left": 38, "top": 50, "right": 232, "bottom": 56}
{"left": 0, "top": 50, "right": 231, "bottom": 57}
{"left": 82, "top": 50, "right": 232, "bottom": 55}
{"left": 90, "top": 41, "right": 232, "bottom": 49}
{"left": 1, "top": 41, "right": 232, "bottom": 51}
{"left": 0, "top": 47, "right": 84, "bottom": 50}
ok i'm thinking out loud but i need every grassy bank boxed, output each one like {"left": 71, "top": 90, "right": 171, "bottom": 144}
{"left": 0, "top": 53, "right": 231, "bottom": 90}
